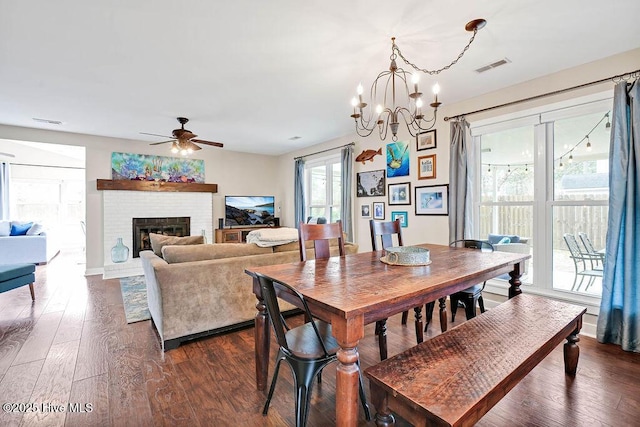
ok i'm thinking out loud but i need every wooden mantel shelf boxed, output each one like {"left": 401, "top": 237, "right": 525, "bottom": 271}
{"left": 97, "top": 179, "right": 217, "bottom": 193}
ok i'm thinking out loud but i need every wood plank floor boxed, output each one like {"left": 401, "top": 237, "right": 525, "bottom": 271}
{"left": 0, "top": 250, "right": 639, "bottom": 426}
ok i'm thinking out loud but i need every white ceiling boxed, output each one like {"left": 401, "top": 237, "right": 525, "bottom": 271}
{"left": 1, "top": 0, "right": 639, "bottom": 156}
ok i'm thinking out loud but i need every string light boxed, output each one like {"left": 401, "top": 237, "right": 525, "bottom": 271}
{"left": 481, "top": 110, "right": 610, "bottom": 172}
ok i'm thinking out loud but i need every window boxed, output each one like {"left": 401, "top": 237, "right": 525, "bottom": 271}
{"left": 305, "top": 155, "right": 341, "bottom": 223}
{"left": 10, "top": 165, "right": 85, "bottom": 249}
{"left": 473, "top": 98, "right": 611, "bottom": 304}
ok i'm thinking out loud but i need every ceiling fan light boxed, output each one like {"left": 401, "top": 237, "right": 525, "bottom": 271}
{"left": 171, "top": 142, "right": 179, "bottom": 153}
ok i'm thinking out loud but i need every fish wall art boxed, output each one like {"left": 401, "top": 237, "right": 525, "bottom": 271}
{"left": 355, "top": 148, "right": 382, "bottom": 164}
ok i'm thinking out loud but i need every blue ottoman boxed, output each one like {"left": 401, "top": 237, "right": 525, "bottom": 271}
{"left": 0, "top": 263, "right": 36, "bottom": 300}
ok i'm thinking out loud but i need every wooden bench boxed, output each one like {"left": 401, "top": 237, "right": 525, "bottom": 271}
{"left": 364, "top": 294, "right": 586, "bottom": 426}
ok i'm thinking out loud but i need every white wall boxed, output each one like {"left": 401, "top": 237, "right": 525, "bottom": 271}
{"left": 275, "top": 47, "right": 640, "bottom": 252}
{"left": 0, "top": 125, "right": 280, "bottom": 274}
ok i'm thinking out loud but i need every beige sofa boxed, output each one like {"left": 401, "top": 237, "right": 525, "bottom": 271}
{"left": 140, "top": 240, "right": 358, "bottom": 350}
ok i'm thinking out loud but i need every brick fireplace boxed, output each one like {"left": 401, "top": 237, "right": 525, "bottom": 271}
{"left": 102, "top": 190, "right": 213, "bottom": 279}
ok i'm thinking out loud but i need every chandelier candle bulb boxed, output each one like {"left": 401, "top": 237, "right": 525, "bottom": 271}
{"left": 412, "top": 74, "right": 420, "bottom": 94}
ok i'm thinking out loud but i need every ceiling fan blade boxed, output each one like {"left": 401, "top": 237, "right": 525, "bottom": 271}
{"left": 149, "top": 140, "right": 174, "bottom": 146}
{"left": 140, "top": 132, "right": 173, "bottom": 138}
{"left": 185, "top": 141, "right": 202, "bottom": 151}
{"left": 192, "top": 139, "right": 224, "bottom": 148}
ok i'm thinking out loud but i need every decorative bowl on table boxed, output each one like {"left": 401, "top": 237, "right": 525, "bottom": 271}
{"left": 380, "top": 246, "right": 431, "bottom": 266}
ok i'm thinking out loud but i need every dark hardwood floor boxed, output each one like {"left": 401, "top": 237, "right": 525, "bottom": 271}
{"left": 0, "top": 250, "right": 639, "bottom": 426}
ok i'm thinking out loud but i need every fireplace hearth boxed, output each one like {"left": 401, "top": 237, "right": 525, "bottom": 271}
{"left": 132, "top": 217, "right": 190, "bottom": 258}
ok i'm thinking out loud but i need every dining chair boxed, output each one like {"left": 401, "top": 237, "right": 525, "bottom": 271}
{"left": 255, "top": 272, "right": 370, "bottom": 426}
{"left": 369, "top": 219, "right": 435, "bottom": 359}
{"left": 298, "top": 220, "right": 345, "bottom": 261}
{"left": 448, "top": 239, "right": 494, "bottom": 322}
{"left": 577, "top": 232, "right": 604, "bottom": 270}
{"left": 564, "top": 233, "right": 603, "bottom": 292}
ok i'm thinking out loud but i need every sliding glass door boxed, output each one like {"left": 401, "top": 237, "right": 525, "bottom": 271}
{"left": 473, "top": 98, "right": 611, "bottom": 301}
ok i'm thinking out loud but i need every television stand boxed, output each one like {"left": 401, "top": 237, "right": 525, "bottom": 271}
{"left": 215, "top": 226, "right": 276, "bottom": 243}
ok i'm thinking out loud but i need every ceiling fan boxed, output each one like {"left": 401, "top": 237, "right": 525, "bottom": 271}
{"left": 141, "top": 117, "right": 224, "bottom": 155}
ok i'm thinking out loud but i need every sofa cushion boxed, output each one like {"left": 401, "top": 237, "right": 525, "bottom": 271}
{"left": 0, "top": 220, "right": 10, "bottom": 237}
{"left": 10, "top": 222, "right": 33, "bottom": 236}
{"left": 149, "top": 233, "right": 205, "bottom": 257}
{"left": 487, "top": 233, "right": 520, "bottom": 244}
{"left": 162, "top": 243, "right": 272, "bottom": 264}
{"left": 26, "top": 222, "right": 44, "bottom": 236}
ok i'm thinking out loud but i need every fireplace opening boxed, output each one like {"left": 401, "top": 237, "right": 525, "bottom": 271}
{"left": 132, "top": 217, "right": 190, "bottom": 258}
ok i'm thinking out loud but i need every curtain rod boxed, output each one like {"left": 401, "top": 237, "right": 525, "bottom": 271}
{"left": 293, "top": 142, "right": 355, "bottom": 160}
{"left": 444, "top": 69, "right": 640, "bottom": 122}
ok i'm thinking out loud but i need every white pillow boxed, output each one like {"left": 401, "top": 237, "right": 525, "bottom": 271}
{"left": 27, "top": 222, "right": 45, "bottom": 235}
{"left": 0, "top": 220, "right": 10, "bottom": 236}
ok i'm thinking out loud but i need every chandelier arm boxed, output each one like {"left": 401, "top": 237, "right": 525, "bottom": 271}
{"left": 393, "top": 27, "right": 480, "bottom": 76}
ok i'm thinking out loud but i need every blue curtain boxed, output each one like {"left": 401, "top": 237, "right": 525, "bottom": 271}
{"left": 597, "top": 79, "right": 640, "bottom": 352}
{"left": 448, "top": 119, "right": 475, "bottom": 242}
{"left": 294, "top": 158, "right": 306, "bottom": 229}
{"left": 340, "top": 145, "right": 353, "bottom": 241}
{"left": 0, "top": 162, "right": 9, "bottom": 220}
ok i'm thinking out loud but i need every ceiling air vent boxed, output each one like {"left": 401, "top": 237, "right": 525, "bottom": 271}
{"left": 475, "top": 58, "right": 511, "bottom": 73}
{"left": 32, "top": 117, "right": 63, "bottom": 125}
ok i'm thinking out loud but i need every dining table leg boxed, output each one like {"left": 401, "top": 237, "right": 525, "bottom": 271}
{"left": 413, "top": 306, "right": 424, "bottom": 343}
{"left": 508, "top": 261, "right": 524, "bottom": 299}
{"left": 333, "top": 314, "right": 365, "bottom": 426}
{"left": 438, "top": 297, "right": 448, "bottom": 332}
{"left": 253, "top": 283, "right": 270, "bottom": 391}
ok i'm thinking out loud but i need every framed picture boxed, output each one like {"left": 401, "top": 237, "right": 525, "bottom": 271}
{"left": 388, "top": 182, "right": 411, "bottom": 205}
{"left": 373, "top": 202, "right": 385, "bottom": 220}
{"left": 418, "top": 154, "right": 436, "bottom": 179}
{"left": 386, "top": 140, "right": 410, "bottom": 177}
{"left": 361, "top": 204, "right": 371, "bottom": 218}
{"left": 391, "top": 211, "right": 408, "bottom": 228}
{"left": 416, "top": 129, "right": 437, "bottom": 151}
{"left": 415, "top": 184, "right": 449, "bottom": 215}
{"left": 357, "top": 170, "right": 386, "bottom": 197}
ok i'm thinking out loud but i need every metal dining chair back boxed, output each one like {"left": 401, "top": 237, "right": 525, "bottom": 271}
{"left": 255, "top": 272, "right": 370, "bottom": 426}
{"left": 448, "top": 239, "right": 495, "bottom": 321}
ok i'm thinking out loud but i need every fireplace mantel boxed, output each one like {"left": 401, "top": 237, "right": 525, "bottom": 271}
{"left": 97, "top": 179, "right": 217, "bottom": 193}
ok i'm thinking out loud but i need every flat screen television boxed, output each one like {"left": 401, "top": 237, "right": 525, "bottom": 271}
{"left": 225, "top": 196, "right": 276, "bottom": 227}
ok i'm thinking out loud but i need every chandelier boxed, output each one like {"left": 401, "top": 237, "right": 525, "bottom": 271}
{"left": 350, "top": 19, "right": 486, "bottom": 141}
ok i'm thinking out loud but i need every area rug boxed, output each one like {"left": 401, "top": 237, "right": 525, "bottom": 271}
{"left": 119, "top": 275, "right": 151, "bottom": 323}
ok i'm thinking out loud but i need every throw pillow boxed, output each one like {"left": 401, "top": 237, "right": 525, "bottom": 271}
{"left": 148, "top": 233, "right": 205, "bottom": 257}
{"left": 0, "top": 220, "right": 10, "bottom": 236}
{"left": 498, "top": 236, "right": 511, "bottom": 244}
{"left": 26, "top": 222, "right": 45, "bottom": 235}
{"left": 10, "top": 222, "right": 33, "bottom": 236}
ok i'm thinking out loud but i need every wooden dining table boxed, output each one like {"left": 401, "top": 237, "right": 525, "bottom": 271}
{"left": 245, "top": 243, "right": 530, "bottom": 426}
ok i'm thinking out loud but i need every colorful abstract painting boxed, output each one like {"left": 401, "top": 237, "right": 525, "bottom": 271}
{"left": 111, "top": 152, "right": 205, "bottom": 183}
{"left": 386, "top": 140, "right": 410, "bottom": 177}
